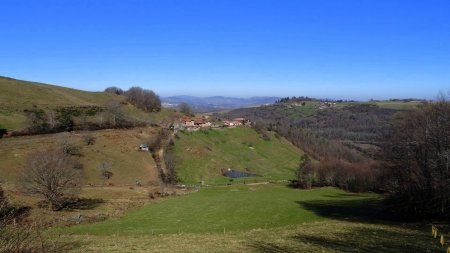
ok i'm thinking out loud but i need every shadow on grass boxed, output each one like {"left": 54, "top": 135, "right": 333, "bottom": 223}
{"left": 38, "top": 198, "right": 105, "bottom": 210}
{"left": 249, "top": 198, "right": 438, "bottom": 253}
{"left": 249, "top": 225, "right": 439, "bottom": 253}
{"left": 65, "top": 198, "right": 105, "bottom": 210}
{"left": 296, "top": 198, "right": 394, "bottom": 221}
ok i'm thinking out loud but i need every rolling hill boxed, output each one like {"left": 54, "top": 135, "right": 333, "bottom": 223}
{"left": 162, "top": 95, "right": 280, "bottom": 112}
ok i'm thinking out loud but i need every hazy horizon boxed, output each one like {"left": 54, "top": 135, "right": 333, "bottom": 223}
{"left": 1, "top": 1, "right": 449, "bottom": 100}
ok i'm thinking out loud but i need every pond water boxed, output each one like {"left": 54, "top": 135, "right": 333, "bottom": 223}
{"left": 226, "top": 169, "right": 259, "bottom": 178}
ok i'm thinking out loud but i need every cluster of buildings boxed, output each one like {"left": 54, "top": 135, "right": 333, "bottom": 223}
{"left": 222, "top": 118, "right": 248, "bottom": 126}
{"left": 171, "top": 117, "right": 250, "bottom": 131}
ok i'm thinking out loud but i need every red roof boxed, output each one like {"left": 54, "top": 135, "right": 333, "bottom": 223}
{"left": 194, "top": 118, "right": 205, "bottom": 124}
{"left": 181, "top": 117, "right": 192, "bottom": 123}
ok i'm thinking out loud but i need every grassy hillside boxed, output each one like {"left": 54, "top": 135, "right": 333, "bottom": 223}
{"left": 0, "top": 76, "right": 123, "bottom": 109}
{"left": 60, "top": 185, "right": 439, "bottom": 252}
{"left": 0, "top": 128, "right": 160, "bottom": 186}
{"left": 0, "top": 76, "right": 180, "bottom": 130}
{"left": 173, "top": 128, "right": 305, "bottom": 184}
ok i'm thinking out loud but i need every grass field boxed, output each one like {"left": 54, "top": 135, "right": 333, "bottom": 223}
{"left": 64, "top": 185, "right": 376, "bottom": 235}
{"left": 369, "top": 101, "right": 422, "bottom": 110}
{"left": 173, "top": 128, "right": 304, "bottom": 184}
{"left": 56, "top": 184, "right": 440, "bottom": 253}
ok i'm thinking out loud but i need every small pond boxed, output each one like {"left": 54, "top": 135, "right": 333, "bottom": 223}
{"left": 226, "top": 169, "right": 260, "bottom": 178}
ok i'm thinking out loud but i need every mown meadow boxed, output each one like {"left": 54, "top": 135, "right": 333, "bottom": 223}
{"left": 58, "top": 184, "right": 441, "bottom": 253}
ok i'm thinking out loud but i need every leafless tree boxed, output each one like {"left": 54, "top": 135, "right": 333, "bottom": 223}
{"left": 382, "top": 96, "right": 450, "bottom": 219}
{"left": 46, "top": 110, "right": 58, "bottom": 129}
{"left": 125, "top": 86, "right": 161, "bottom": 112}
{"left": 59, "top": 137, "right": 81, "bottom": 156}
{"left": 82, "top": 133, "right": 95, "bottom": 145}
{"left": 178, "top": 102, "right": 193, "bottom": 116}
{"left": 21, "top": 151, "right": 83, "bottom": 211}
{"left": 99, "top": 161, "right": 113, "bottom": 181}
{"left": 163, "top": 139, "right": 178, "bottom": 184}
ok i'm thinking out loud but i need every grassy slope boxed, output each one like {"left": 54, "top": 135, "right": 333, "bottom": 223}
{"left": 0, "top": 76, "right": 180, "bottom": 129}
{"left": 0, "top": 128, "right": 160, "bottom": 186}
{"left": 61, "top": 185, "right": 439, "bottom": 253}
{"left": 0, "top": 76, "right": 119, "bottom": 129}
{"left": 0, "top": 76, "right": 122, "bottom": 109}
{"left": 174, "top": 128, "right": 304, "bottom": 184}
{"left": 67, "top": 221, "right": 440, "bottom": 253}
{"left": 63, "top": 185, "right": 378, "bottom": 235}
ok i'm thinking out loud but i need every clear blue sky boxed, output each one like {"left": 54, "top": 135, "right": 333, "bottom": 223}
{"left": 1, "top": 0, "right": 449, "bottom": 100}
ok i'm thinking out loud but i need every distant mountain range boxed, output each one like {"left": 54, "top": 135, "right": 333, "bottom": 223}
{"left": 161, "top": 95, "right": 280, "bottom": 112}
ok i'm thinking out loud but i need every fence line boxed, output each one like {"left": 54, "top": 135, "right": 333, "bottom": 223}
{"left": 431, "top": 225, "right": 449, "bottom": 252}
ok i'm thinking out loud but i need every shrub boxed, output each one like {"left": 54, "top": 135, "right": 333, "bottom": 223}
{"left": 82, "top": 133, "right": 96, "bottom": 145}
{"left": 59, "top": 138, "right": 82, "bottom": 156}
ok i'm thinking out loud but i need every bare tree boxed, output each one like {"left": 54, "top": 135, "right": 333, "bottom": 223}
{"left": 382, "top": 96, "right": 450, "bottom": 219}
{"left": 59, "top": 137, "right": 81, "bottom": 156}
{"left": 106, "top": 101, "right": 126, "bottom": 127}
{"left": 99, "top": 161, "right": 113, "bottom": 181}
{"left": 82, "top": 133, "right": 95, "bottom": 145}
{"left": 46, "top": 110, "right": 58, "bottom": 129}
{"left": 163, "top": 139, "right": 178, "bottom": 184}
{"left": 178, "top": 102, "right": 193, "bottom": 116}
{"left": 125, "top": 86, "right": 161, "bottom": 112}
{"left": 21, "top": 151, "right": 83, "bottom": 211}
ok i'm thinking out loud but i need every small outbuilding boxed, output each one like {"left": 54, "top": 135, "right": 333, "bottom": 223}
{"left": 139, "top": 144, "right": 149, "bottom": 151}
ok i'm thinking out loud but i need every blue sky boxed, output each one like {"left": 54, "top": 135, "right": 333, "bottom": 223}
{"left": 1, "top": 0, "right": 449, "bottom": 100}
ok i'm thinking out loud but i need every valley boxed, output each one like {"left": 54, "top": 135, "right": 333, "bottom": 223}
{"left": 0, "top": 77, "right": 448, "bottom": 253}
